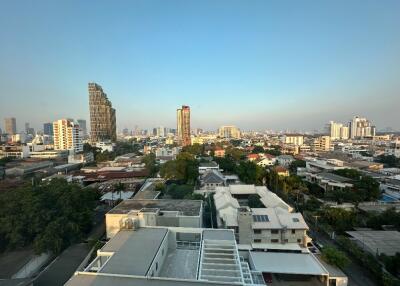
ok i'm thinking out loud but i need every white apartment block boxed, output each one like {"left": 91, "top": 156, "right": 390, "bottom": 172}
{"left": 53, "top": 119, "right": 83, "bottom": 153}
{"left": 218, "top": 125, "right": 241, "bottom": 139}
{"left": 328, "top": 121, "right": 349, "bottom": 140}
{"left": 282, "top": 135, "right": 304, "bottom": 146}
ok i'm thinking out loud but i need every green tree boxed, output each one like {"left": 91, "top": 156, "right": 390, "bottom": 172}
{"left": 167, "top": 184, "right": 194, "bottom": 199}
{"left": 160, "top": 152, "right": 199, "bottom": 185}
{"left": 142, "top": 153, "right": 159, "bottom": 177}
{"left": 236, "top": 161, "right": 265, "bottom": 185}
{"left": 0, "top": 179, "right": 99, "bottom": 254}
{"left": 182, "top": 144, "right": 204, "bottom": 156}
{"left": 322, "top": 246, "right": 350, "bottom": 269}
{"left": 289, "top": 159, "right": 306, "bottom": 174}
{"left": 252, "top": 146, "right": 265, "bottom": 154}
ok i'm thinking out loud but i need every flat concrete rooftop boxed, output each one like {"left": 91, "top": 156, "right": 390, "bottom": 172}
{"left": 100, "top": 228, "right": 167, "bottom": 276}
{"left": 108, "top": 199, "right": 202, "bottom": 216}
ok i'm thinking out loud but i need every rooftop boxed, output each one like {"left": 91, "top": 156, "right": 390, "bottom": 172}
{"left": 318, "top": 172, "right": 353, "bottom": 183}
{"left": 346, "top": 230, "right": 400, "bottom": 256}
{"left": 100, "top": 228, "right": 167, "bottom": 276}
{"left": 249, "top": 252, "right": 328, "bottom": 276}
{"left": 108, "top": 199, "right": 202, "bottom": 216}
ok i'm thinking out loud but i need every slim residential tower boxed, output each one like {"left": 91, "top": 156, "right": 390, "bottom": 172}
{"left": 88, "top": 83, "right": 116, "bottom": 143}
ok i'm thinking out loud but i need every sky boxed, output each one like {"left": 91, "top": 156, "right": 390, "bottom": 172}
{"left": 0, "top": 0, "right": 399, "bottom": 133}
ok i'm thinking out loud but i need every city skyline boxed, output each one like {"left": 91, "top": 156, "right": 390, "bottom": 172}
{"left": 1, "top": 0, "right": 400, "bottom": 131}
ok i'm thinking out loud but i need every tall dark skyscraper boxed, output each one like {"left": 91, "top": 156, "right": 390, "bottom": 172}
{"left": 43, "top": 123, "right": 53, "bottom": 136}
{"left": 177, "top": 105, "right": 191, "bottom": 146}
{"left": 88, "top": 83, "right": 116, "bottom": 143}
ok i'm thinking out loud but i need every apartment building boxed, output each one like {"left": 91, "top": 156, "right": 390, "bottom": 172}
{"left": 4, "top": 117, "right": 17, "bottom": 135}
{"left": 282, "top": 134, "right": 304, "bottom": 146}
{"left": 53, "top": 119, "right": 83, "bottom": 153}
{"left": 238, "top": 207, "right": 310, "bottom": 247}
{"left": 218, "top": 125, "right": 241, "bottom": 139}
{"left": 313, "top": 136, "right": 332, "bottom": 152}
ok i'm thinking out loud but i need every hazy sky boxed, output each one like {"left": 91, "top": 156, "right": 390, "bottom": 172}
{"left": 1, "top": 0, "right": 399, "bottom": 132}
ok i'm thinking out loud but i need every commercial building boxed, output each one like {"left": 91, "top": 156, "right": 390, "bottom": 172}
{"left": 53, "top": 119, "right": 83, "bottom": 153}
{"left": 30, "top": 150, "right": 68, "bottom": 159}
{"left": 88, "top": 82, "right": 117, "bottom": 143}
{"left": 43, "top": 122, "right": 53, "bottom": 136}
{"left": 218, "top": 125, "right": 241, "bottom": 139}
{"left": 4, "top": 117, "right": 17, "bottom": 135}
{"left": 176, "top": 105, "right": 191, "bottom": 146}
{"left": 105, "top": 199, "right": 203, "bottom": 239}
{"left": 349, "top": 116, "right": 375, "bottom": 139}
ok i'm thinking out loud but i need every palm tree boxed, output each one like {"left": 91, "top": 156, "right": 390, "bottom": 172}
{"left": 114, "top": 182, "right": 126, "bottom": 201}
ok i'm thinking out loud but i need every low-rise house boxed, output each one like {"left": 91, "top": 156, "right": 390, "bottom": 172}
{"left": 198, "top": 161, "right": 219, "bottom": 174}
{"left": 274, "top": 166, "right": 289, "bottom": 177}
{"left": 305, "top": 172, "right": 353, "bottom": 192}
{"left": 199, "top": 169, "right": 226, "bottom": 190}
{"left": 257, "top": 154, "right": 276, "bottom": 167}
{"left": 105, "top": 199, "right": 203, "bottom": 239}
{"left": 214, "top": 146, "right": 225, "bottom": 157}
{"left": 276, "top": 155, "right": 294, "bottom": 167}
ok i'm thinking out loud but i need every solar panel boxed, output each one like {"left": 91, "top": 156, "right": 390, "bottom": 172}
{"left": 253, "top": 215, "right": 269, "bottom": 222}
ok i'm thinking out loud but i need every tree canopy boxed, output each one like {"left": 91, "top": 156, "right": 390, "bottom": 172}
{"left": 160, "top": 152, "right": 199, "bottom": 185}
{"left": 0, "top": 179, "right": 99, "bottom": 254}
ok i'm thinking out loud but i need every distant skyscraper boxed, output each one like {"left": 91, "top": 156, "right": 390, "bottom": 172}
{"left": 349, "top": 116, "right": 375, "bottom": 139}
{"left": 53, "top": 119, "right": 83, "bottom": 153}
{"left": 177, "top": 105, "right": 191, "bottom": 146}
{"left": 25, "top": 122, "right": 35, "bottom": 135}
{"left": 88, "top": 83, "right": 117, "bottom": 143}
{"left": 77, "top": 119, "right": 87, "bottom": 137}
{"left": 4, "top": 117, "right": 17, "bottom": 135}
{"left": 43, "top": 123, "right": 54, "bottom": 136}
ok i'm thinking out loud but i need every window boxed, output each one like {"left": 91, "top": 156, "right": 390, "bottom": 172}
{"left": 253, "top": 215, "right": 269, "bottom": 222}
{"left": 291, "top": 229, "right": 296, "bottom": 234}
{"left": 254, "top": 239, "right": 262, "bottom": 243}
{"left": 297, "top": 239, "right": 302, "bottom": 243}
{"left": 271, "top": 229, "right": 279, "bottom": 234}
{"left": 156, "top": 262, "right": 158, "bottom": 271}
{"left": 284, "top": 239, "right": 288, "bottom": 243}
{"left": 292, "top": 218, "right": 300, "bottom": 222}
{"left": 254, "top": 229, "right": 261, "bottom": 234}
{"left": 271, "top": 239, "right": 279, "bottom": 243}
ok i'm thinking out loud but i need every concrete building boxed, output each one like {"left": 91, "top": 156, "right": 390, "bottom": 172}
{"left": 282, "top": 134, "right": 304, "bottom": 146}
{"left": 30, "top": 150, "right": 68, "bottom": 159}
{"left": 276, "top": 155, "right": 294, "bottom": 167}
{"left": 176, "top": 105, "right": 191, "bottom": 146}
{"left": 349, "top": 116, "right": 375, "bottom": 139}
{"left": 53, "top": 119, "right": 83, "bottom": 153}
{"left": 218, "top": 125, "right": 241, "bottom": 139}
{"left": 305, "top": 172, "right": 354, "bottom": 192}
{"left": 328, "top": 121, "right": 349, "bottom": 140}
{"left": 4, "top": 117, "right": 17, "bottom": 135}
{"left": 105, "top": 199, "right": 203, "bottom": 239}
{"left": 66, "top": 227, "right": 270, "bottom": 286}
{"left": 385, "top": 139, "right": 400, "bottom": 158}
{"left": 238, "top": 207, "right": 310, "bottom": 246}
{"left": 313, "top": 136, "right": 332, "bottom": 152}
{"left": 199, "top": 161, "right": 220, "bottom": 174}
{"left": 11, "top": 133, "right": 26, "bottom": 144}
{"left": 89, "top": 82, "right": 117, "bottom": 143}
{"left": 0, "top": 145, "right": 30, "bottom": 159}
